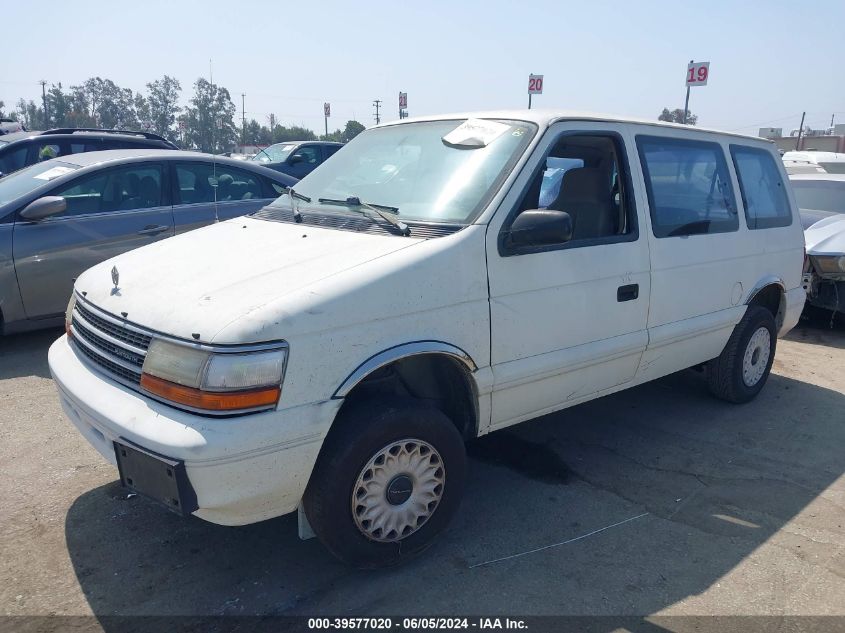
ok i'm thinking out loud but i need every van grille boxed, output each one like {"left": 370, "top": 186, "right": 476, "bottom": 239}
{"left": 69, "top": 299, "right": 152, "bottom": 387}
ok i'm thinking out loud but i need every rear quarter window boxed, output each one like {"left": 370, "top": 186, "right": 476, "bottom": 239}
{"left": 730, "top": 145, "right": 792, "bottom": 229}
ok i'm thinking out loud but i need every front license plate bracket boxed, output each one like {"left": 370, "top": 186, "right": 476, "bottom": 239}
{"left": 113, "top": 440, "right": 198, "bottom": 516}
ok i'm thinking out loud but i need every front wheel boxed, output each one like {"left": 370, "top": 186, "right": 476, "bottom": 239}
{"left": 303, "top": 398, "right": 466, "bottom": 568}
{"left": 707, "top": 305, "right": 777, "bottom": 403}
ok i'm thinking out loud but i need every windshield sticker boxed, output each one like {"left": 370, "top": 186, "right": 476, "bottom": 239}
{"left": 442, "top": 119, "right": 510, "bottom": 148}
{"left": 34, "top": 166, "right": 76, "bottom": 181}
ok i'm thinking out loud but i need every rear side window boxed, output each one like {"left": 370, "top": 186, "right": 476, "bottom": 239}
{"left": 637, "top": 136, "right": 738, "bottom": 238}
{"left": 175, "top": 163, "right": 267, "bottom": 204}
{"left": 730, "top": 146, "right": 791, "bottom": 229}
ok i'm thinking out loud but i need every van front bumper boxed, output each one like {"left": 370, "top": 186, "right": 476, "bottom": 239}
{"left": 48, "top": 335, "right": 340, "bottom": 526}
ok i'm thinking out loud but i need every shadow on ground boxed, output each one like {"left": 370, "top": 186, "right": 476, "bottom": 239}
{"left": 0, "top": 328, "right": 62, "bottom": 380}
{"left": 63, "top": 349, "right": 845, "bottom": 626}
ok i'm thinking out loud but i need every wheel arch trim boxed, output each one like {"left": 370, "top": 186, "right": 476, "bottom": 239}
{"left": 332, "top": 341, "right": 478, "bottom": 399}
{"left": 745, "top": 275, "right": 785, "bottom": 305}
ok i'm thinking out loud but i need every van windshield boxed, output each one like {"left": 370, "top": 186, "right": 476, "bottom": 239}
{"left": 269, "top": 119, "right": 536, "bottom": 224}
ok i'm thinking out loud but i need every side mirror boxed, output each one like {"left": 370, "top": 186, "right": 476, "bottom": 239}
{"left": 507, "top": 209, "right": 573, "bottom": 248}
{"left": 20, "top": 196, "right": 67, "bottom": 221}
{"left": 288, "top": 153, "right": 305, "bottom": 165}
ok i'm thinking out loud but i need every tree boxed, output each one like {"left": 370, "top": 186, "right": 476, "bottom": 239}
{"left": 183, "top": 78, "right": 237, "bottom": 153}
{"left": 45, "top": 83, "right": 71, "bottom": 127}
{"left": 320, "top": 120, "right": 365, "bottom": 143}
{"left": 146, "top": 75, "right": 182, "bottom": 140}
{"left": 658, "top": 107, "right": 698, "bottom": 126}
{"left": 272, "top": 124, "right": 316, "bottom": 143}
{"left": 342, "top": 120, "right": 365, "bottom": 142}
{"left": 16, "top": 99, "right": 45, "bottom": 130}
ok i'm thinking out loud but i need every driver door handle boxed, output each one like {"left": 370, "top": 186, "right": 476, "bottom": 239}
{"left": 137, "top": 224, "right": 170, "bottom": 236}
{"left": 617, "top": 284, "right": 639, "bottom": 302}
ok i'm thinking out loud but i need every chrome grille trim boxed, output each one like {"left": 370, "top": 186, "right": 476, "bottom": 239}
{"left": 69, "top": 297, "right": 155, "bottom": 388}
{"left": 70, "top": 322, "right": 145, "bottom": 376}
{"left": 75, "top": 301, "right": 153, "bottom": 350}
{"left": 72, "top": 317, "right": 145, "bottom": 369}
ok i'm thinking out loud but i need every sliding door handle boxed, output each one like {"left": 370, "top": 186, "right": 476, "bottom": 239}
{"left": 617, "top": 283, "right": 639, "bottom": 302}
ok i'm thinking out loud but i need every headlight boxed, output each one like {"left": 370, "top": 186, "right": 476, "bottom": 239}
{"left": 813, "top": 255, "right": 845, "bottom": 275}
{"left": 140, "top": 338, "right": 287, "bottom": 413}
{"left": 65, "top": 294, "right": 77, "bottom": 337}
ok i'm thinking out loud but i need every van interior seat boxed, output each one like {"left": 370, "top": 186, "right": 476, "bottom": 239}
{"left": 548, "top": 167, "right": 615, "bottom": 240}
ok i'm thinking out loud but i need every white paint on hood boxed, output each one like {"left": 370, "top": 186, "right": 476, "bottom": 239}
{"left": 75, "top": 217, "right": 422, "bottom": 342}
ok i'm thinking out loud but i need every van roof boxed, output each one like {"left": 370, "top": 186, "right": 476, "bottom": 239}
{"left": 377, "top": 109, "right": 770, "bottom": 143}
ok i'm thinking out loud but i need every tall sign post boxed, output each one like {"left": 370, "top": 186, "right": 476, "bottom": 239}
{"left": 399, "top": 92, "right": 408, "bottom": 119}
{"left": 683, "top": 60, "right": 709, "bottom": 124}
{"left": 527, "top": 74, "right": 543, "bottom": 109}
{"left": 323, "top": 102, "right": 331, "bottom": 137}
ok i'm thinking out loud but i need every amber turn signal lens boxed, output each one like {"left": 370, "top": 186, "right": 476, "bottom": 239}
{"left": 140, "top": 373, "right": 280, "bottom": 411}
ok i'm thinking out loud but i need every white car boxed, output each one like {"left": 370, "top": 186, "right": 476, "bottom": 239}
{"left": 791, "top": 173, "right": 845, "bottom": 314}
{"left": 49, "top": 111, "right": 806, "bottom": 566}
{"left": 782, "top": 150, "right": 845, "bottom": 175}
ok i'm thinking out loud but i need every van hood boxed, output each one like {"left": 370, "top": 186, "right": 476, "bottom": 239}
{"left": 804, "top": 214, "right": 845, "bottom": 255}
{"left": 75, "top": 217, "right": 423, "bottom": 342}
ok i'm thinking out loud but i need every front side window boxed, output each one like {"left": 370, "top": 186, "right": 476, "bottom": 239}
{"left": 637, "top": 136, "right": 738, "bottom": 238}
{"left": 508, "top": 133, "right": 636, "bottom": 246}
{"left": 36, "top": 142, "right": 63, "bottom": 162}
{"left": 291, "top": 145, "right": 320, "bottom": 165}
{"left": 730, "top": 145, "right": 791, "bottom": 229}
{"left": 790, "top": 180, "right": 845, "bottom": 214}
{"left": 272, "top": 119, "right": 536, "bottom": 224}
{"left": 52, "top": 164, "right": 163, "bottom": 216}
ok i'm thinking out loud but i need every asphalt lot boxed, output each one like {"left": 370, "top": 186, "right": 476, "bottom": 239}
{"left": 1, "top": 318, "right": 843, "bottom": 627}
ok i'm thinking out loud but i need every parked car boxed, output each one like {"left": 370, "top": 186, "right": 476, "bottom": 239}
{"left": 782, "top": 150, "right": 845, "bottom": 175}
{"left": 0, "top": 149, "right": 296, "bottom": 334}
{"left": 0, "top": 118, "right": 25, "bottom": 135}
{"left": 250, "top": 140, "right": 343, "bottom": 178}
{"left": 789, "top": 173, "right": 845, "bottom": 315}
{"left": 0, "top": 128, "right": 179, "bottom": 177}
{"left": 49, "top": 111, "right": 805, "bottom": 567}
{"left": 788, "top": 173, "right": 845, "bottom": 229}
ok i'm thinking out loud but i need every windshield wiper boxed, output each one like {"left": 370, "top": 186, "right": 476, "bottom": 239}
{"left": 282, "top": 187, "right": 311, "bottom": 222}
{"left": 317, "top": 196, "right": 410, "bottom": 236}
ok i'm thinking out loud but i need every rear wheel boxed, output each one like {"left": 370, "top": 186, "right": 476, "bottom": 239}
{"left": 303, "top": 398, "right": 466, "bottom": 568}
{"left": 707, "top": 305, "right": 777, "bottom": 403}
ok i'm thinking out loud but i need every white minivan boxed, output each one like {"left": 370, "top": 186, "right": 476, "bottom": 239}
{"left": 49, "top": 111, "right": 806, "bottom": 567}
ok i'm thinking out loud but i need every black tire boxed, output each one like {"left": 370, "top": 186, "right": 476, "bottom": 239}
{"left": 706, "top": 305, "right": 777, "bottom": 403}
{"left": 303, "top": 398, "right": 466, "bottom": 568}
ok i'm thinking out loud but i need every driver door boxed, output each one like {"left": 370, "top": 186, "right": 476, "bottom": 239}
{"left": 485, "top": 122, "right": 651, "bottom": 430}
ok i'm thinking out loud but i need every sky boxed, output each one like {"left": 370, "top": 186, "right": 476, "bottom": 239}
{"left": 2, "top": 0, "right": 843, "bottom": 137}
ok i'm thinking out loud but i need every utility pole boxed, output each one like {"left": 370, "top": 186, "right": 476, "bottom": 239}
{"left": 241, "top": 93, "right": 246, "bottom": 146}
{"left": 39, "top": 80, "right": 48, "bottom": 126}
{"left": 373, "top": 99, "right": 382, "bottom": 125}
{"left": 795, "top": 111, "right": 806, "bottom": 150}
